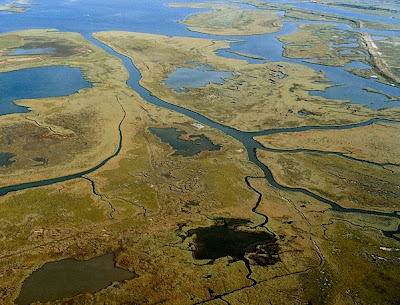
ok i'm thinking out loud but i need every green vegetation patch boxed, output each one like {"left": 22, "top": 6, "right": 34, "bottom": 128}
{"left": 0, "top": 187, "right": 106, "bottom": 251}
{"left": 259, "top": 150, "right": 400, "bottom": 212}
{"left": 323, "top": 222, "right": 400, "bottom": 304}
{"left": 201, "top": 157, "right": 254, "bottom": 207}
{"left": 98, "top": 133, "right": 159, "bottom": 211}
{"left": 0, "top": 188, "right": 104, "bottom": 225}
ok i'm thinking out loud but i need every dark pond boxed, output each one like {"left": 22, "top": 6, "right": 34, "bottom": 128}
{"left": 0, "top": 152, "right": 16, "bottom": 167}
{"left": 5, "top": 134, "right": 12, "bottom": 145}
{"left": 188, "top": 221, "right": 279, "bottom": 266}
{"left": 149, "top": 127, "right": 220, "bottom": 157}
{"left": 0, "top": 66, "right": 92, "bottom": 116}
{"left": 15, "top": 253, "right": 137, "bottom": 305}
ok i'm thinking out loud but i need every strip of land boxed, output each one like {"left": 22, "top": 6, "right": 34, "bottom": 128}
{"left": 169, "top": 3, "right": 283, "bottom": 36}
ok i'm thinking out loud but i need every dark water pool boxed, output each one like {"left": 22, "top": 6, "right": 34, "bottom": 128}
{"left": 188, "top": 221, "right": 279, "bottom": 266}
{"left": 15, "top": 253, "right": 137, "bottom": 305}
{"left": 0, "top": 152, "right": 16, "bottom": 167}
{"left": 149, "top": 127, "right": 220, "bottom": 157}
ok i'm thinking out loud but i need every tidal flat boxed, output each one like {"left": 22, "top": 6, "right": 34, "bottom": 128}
{"left": 257, "top": 149, "right": 400, "bottom": 212}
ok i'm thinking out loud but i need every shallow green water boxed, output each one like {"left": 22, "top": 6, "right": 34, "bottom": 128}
{"left": 15, "top": 253, "right": 137, "bottom": 305}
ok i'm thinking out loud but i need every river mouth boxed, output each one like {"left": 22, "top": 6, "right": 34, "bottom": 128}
{"left": 187, "top": 219, "right": 279, "bottom": 266}
{"left": 15, "top": 253, "right": 137, "bottom": 305}
{"left": 149, "top": 127, "right": 221, "bottom": 157}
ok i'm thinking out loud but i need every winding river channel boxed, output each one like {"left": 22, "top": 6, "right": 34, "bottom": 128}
{"left": 92, "top": 37, "right": 400, "bottom": 240}
{"left": 0, "top": 0, "right": 399, "bottom": 240}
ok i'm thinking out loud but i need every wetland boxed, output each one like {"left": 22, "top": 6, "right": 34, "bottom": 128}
{"left": 0, "top": 0, "right": 399, "bottom": 304}
{"left": 187, "top": 220, "right": 279, "bottom": 266}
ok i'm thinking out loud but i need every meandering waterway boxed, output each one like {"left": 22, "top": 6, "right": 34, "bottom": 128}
{"left": 1, "top": 1, "right": 400, "bottom": 301}
{"left": 1, "top": 0, "right": 399, "bottom": 111}
{"left": 0, "top": 0, "right": 397, "bottom": 231}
